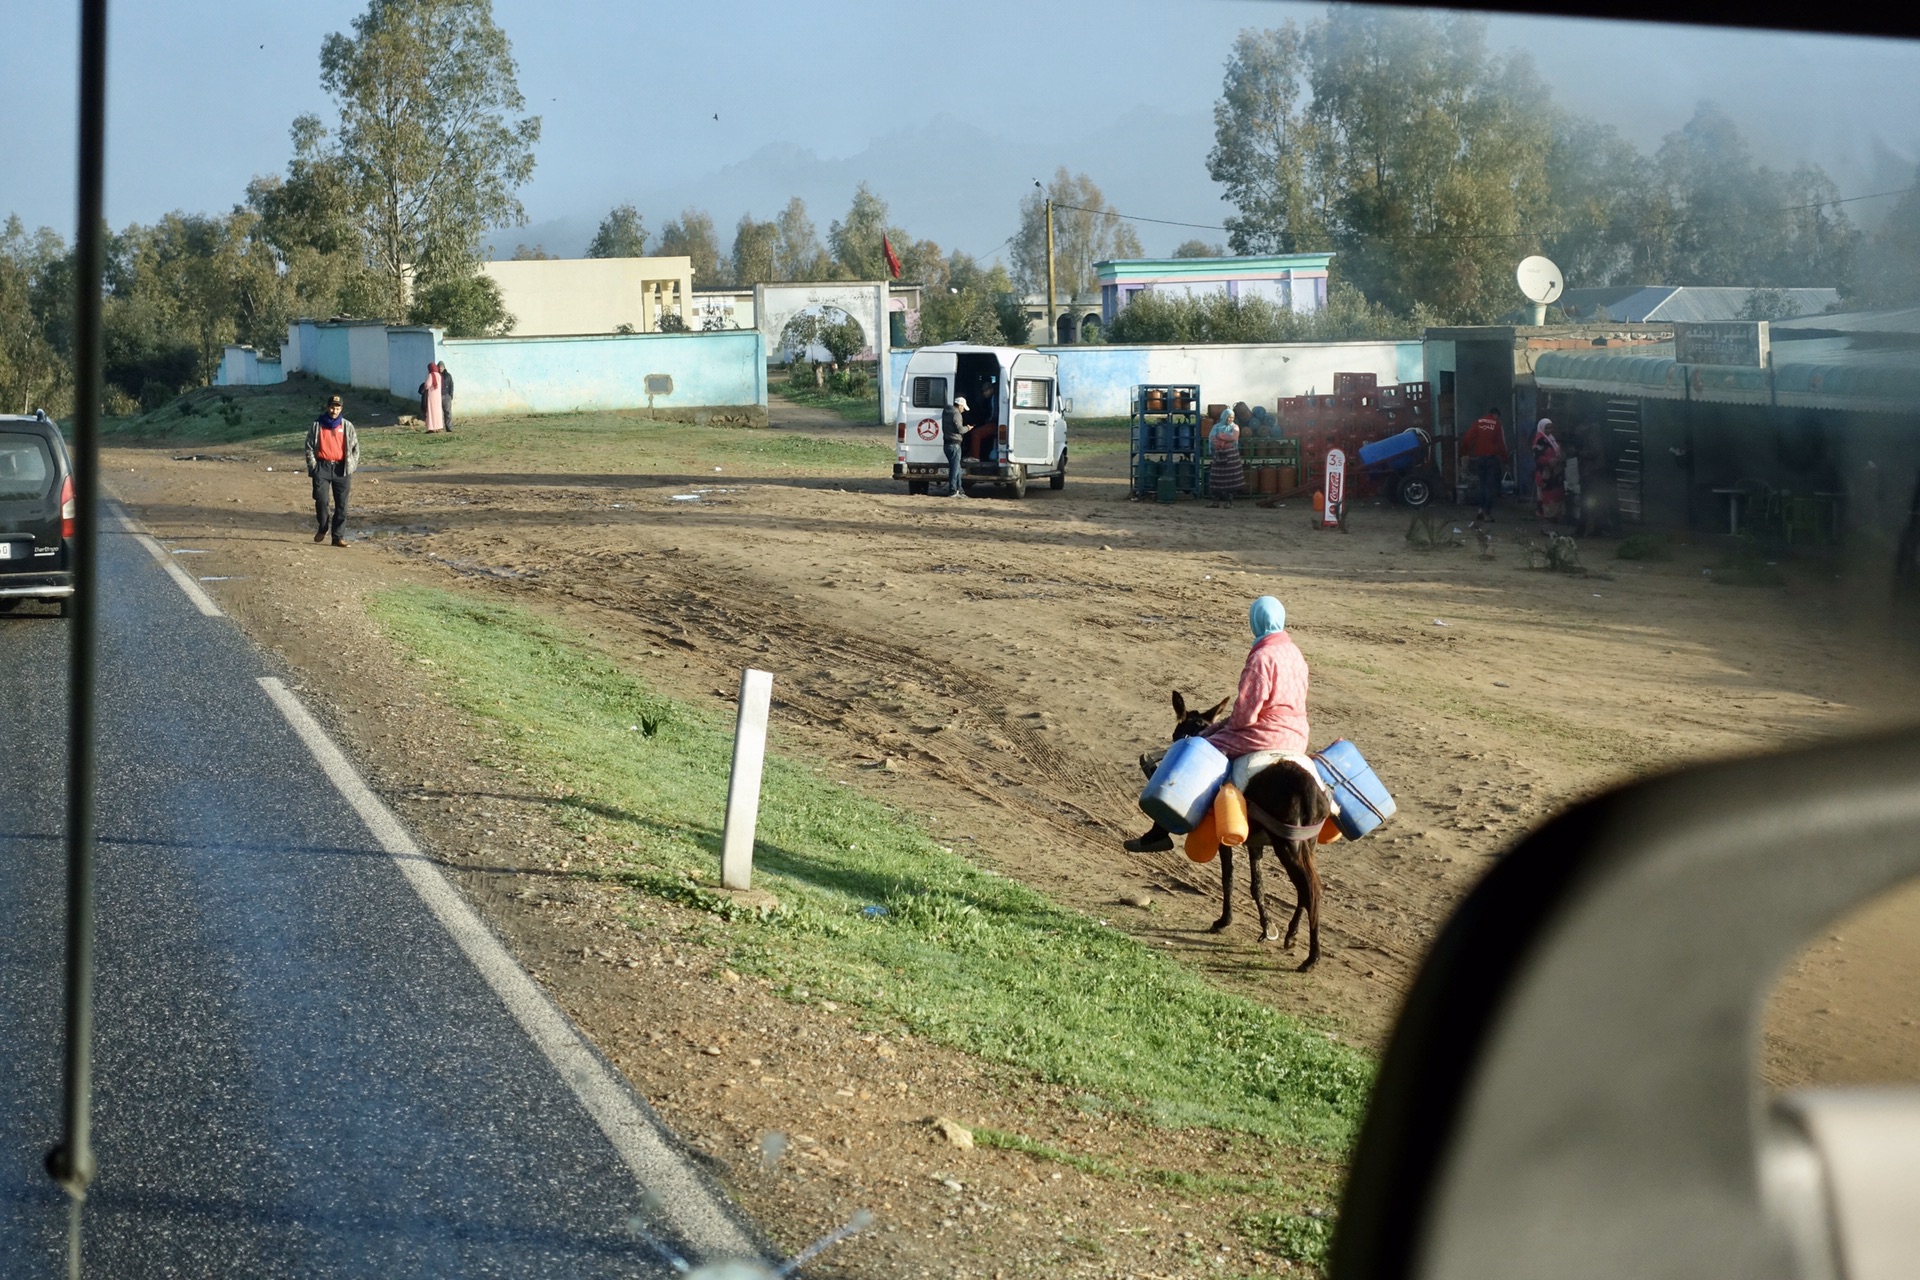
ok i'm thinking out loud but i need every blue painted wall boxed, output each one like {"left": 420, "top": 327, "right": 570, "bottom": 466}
{"left": 437, "top": 330, "right": 767, "bottom": 416}
{"left": 888, "top": 341, "right": 1426, "bottom": 420}
{"left": 386, "top": 327, "right": 442, "bottom": 400}
{"left": 312, "top": 325, "right": 352, "bottom": 386}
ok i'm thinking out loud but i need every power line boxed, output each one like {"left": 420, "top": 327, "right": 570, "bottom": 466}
{"left": 1050, "top": 182, "right": 1919, "bottom": 248}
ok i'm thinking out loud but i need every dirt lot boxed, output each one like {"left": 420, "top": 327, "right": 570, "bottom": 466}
{"left": 96, "top": 393, "right": 1920, "bottom": 1276}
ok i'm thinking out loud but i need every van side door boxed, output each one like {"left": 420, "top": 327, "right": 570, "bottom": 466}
{"left": 1008, "top": 352, "right": 1057, "bottom": 466}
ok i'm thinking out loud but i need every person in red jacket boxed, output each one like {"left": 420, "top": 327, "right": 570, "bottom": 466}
{"left": 1126, "top": 596, "right": 1309, "bottom": 853}
{"left": 1460, "top": 406, "right": 1509, "bottom": 524}
{"left": 303, "top": 394, "right": 360, "bottom": 546}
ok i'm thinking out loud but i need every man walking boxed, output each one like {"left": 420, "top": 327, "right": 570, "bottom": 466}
{"left": 1460, "top": 405, "right": 1508, "bottom": 524}
{"left": 942, "top": 395, "right": 967, "bottom": 498}
{"left": 438, "top": 361, "right": 455, "bottom": 433}
{"left": 305, "top": 393, "right": 360, "bottom": 546}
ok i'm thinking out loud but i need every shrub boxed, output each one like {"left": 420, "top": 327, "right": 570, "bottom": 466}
{"left": 408, "top": 271, "right": 516, "bottom": 337}
{"left": 830, "top": 367, "right": 870, "bottom": 397}
{"left": 818, "top": 315, "right": 867, "bottom": 369}
{"left": 1529, "top": 533, "right": 1584, "bottom": 572}
{"left": 1616, "top": 532, "right": 1673, "bottom": 561}
{"left": 1238, "top": 1209, "right": 1335, "bottom": 1272}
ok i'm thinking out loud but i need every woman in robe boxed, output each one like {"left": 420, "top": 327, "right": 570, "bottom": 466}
{"left": 1532, "top": 417, "right": 1564, "bottom": 523}
{"left": 420, "top": 363, "right": 445, "bottom": 433}
{"left": 1207, "top": 407, "right": 1246, "bottom": 507}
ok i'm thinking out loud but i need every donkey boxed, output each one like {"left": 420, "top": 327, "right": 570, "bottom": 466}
{"left": 1139, "top": 692, "right": 1331, "bottom": 971}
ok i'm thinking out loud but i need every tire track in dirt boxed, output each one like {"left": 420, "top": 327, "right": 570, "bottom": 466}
{"left": 397, "top": 532, "right": 1429, "bottom": 981}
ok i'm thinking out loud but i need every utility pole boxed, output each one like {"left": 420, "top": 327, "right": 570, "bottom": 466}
{"left": 1036, "top": 180, "right": 1057, "bottom": 346}
{"left": 1045, "top": 197, "right": 1058, "bottom": 346}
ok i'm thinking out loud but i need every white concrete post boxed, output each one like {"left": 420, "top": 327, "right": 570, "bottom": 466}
{"left": 876, "top": 282, "right": 892, "bottom": 428}
{"left": 721, "top": 668, "right": 774, "bottom": 890}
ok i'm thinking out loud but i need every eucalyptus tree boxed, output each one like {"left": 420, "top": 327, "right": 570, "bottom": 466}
{"left": 313, "top": 0, "right": 541, "bottom": 318}
{"left": 1011, "top": 169, "right": 1142, "bottom": 298}
{"left": 587, "top": 204, "right": 648, "bottom": 258}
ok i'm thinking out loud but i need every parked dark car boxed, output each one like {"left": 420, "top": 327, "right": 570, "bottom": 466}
{"left": 0, "top": 410, "right": 76, "bottom": 617}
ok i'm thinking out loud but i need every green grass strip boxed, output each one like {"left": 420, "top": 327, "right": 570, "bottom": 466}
{"left": 369, "top": 587, "right": 1374, "bottom": 1149}
{"left": 972, "top": 1128, "right": 1301, "bottom": 1199}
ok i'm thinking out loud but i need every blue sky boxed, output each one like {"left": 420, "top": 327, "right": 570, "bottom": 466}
{"left": 6, "top": 2, "right": 1920, "bottom": 264}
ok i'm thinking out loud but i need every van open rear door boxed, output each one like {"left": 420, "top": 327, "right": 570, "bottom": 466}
{"left": 1007, "top": 352, "right": 1059, "bottom": 465}
{"left": 899, "top": 351, "right": 958, "bottom": 466}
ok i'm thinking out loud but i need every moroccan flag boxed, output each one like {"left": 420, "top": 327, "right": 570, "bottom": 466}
{"left": 882, "top": 234, "right": 902, "bottom": 279}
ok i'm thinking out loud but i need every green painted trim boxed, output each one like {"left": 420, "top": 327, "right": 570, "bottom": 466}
{"left": 1096, "top": 254, "right": 1334, "bottom": 284}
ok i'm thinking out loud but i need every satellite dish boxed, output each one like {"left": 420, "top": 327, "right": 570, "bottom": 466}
{"left": 1517, "top": 255, "right": 1564, "bottom": 305}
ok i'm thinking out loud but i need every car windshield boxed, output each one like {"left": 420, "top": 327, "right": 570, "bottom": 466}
{"left": 10, "top": 3, "right": 1920, "bottom": 1277}
{"left": 0, "top": 432, "right": 52, "bottom": 501}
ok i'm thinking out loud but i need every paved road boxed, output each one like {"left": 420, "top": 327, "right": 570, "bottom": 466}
{"left": 0, "top": 517, "right": 762, "bottom": 1276}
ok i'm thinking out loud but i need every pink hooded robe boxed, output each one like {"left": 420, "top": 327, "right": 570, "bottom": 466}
{"left": 424, "top": 365, "right": 445, "bottom": 433}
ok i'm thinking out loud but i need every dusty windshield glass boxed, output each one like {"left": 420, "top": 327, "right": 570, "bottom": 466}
{"left": 0, "top": 433, "right": 54, "bottom": 499}
{"left": 5, "top": 2, "right": 1919, "bottom": 1277}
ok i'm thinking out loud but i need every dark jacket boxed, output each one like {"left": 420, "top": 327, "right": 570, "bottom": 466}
{"left": 941, "top": 404, "right": 964, "bottom": 443}
{"left": 439, "top": 369, "right": 453, "bottom": 403}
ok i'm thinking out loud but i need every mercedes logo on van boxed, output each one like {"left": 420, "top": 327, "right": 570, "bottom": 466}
{"left": 916, "top": 418, "right": 939, "bottom": 441}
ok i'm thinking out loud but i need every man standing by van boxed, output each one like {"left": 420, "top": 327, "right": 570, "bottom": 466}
{"left": 305, "top": 393, "right": 360, "bottom": 545}
{"left": 943, "top": 395, "right": 967, "bottom": 498}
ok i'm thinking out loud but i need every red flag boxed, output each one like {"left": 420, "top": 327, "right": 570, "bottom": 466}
{"left": 882, "top": 234, "right": 902, "bottom": 280}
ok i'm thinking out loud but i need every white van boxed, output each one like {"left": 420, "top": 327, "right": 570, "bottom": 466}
{"left": 893, "top": 343, "right": 1069, "bottom": 497}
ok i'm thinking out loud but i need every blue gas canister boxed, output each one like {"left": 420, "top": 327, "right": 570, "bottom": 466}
{"left": 1139, "top": 736, "right": 1230, "bottom": 835}
{"left": 1357, "top": 428, "right": 1429, "bottom": 469}
{"left": 1312, "top": 739, "right": 1396, "bottom": 839}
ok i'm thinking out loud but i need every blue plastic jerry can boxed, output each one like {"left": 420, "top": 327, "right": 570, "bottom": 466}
{"left": 1140, "top": 736, "right": 1230, "bottom": 835}
{"left": 1312, "top": 740, "right": 1396, "bottom": 839}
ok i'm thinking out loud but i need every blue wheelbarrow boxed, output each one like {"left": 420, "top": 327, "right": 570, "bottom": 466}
{"left": 1357, "top": 427, "right": 1438, "bottom": 507}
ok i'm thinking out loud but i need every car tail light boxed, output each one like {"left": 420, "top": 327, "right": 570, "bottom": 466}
{"left": 897, "top": 422, "right": 906, "bottom": 442}
{"left": 60, "top": 474, "right": 75, "bottom": 539}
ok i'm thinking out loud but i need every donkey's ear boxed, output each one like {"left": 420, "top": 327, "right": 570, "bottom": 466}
{"left": 1203, "top": 696, "right": 1232, "bottom": 722}
{"left": 1171, "top": 691, "right": 1187, "bottom": 718}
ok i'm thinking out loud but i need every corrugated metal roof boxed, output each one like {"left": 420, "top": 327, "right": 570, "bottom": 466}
{"left": 1645, "top": 287, "right": 1840, "bottom": 322}
{"left": 1774, "top": 307, "right": 1920, "bottom": 336}
{"left": 1542, "top": 286, "right": 1839, "bottom": 324}
{"left": 1534, "top": 345, "right": 1684, "bottom": 395}
{"left": 1555, "top": 287, "right": 1678, "bottom": 323}
{"left": 1535, "top": 333, "right": 1920, "bottom": 413}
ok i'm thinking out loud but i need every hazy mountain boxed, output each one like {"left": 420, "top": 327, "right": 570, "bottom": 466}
{"left": 490, "top": 106, "right": 1225, "bottom": 267}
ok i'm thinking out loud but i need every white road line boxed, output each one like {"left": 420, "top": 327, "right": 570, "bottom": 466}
{"left": 131, "top": 533, "right": 225, "bottom": 617}
{"left": 254, "top": 676, "right": 762, "bottom": 1265}
{"left": 106, "top": 501, "right": 225, "bottom": 617}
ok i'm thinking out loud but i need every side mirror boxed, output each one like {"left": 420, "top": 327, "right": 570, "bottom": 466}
{"left": 1060, "top": 397, "right": 1073, "bottom": 415}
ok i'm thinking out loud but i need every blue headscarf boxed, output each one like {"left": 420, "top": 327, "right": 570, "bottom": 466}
{"left": 1211, "top": 407, "right": 1237, "bottom": 443}
{"left": 1250, "top": 596, "right": 1286, "bottom": 639}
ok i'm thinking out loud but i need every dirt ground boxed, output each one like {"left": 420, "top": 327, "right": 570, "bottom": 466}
{"left": 95, "top": 397, "right": 1920, "bottom": 1276}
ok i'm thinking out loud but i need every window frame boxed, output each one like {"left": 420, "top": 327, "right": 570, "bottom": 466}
{"left": 1013, "top": 378, "right": 1053, "bottom": 411}
{"left": 910, "top": 376, "right": 949, "bottom": 409}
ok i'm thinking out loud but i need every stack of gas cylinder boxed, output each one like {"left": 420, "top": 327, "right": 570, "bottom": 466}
{"left": 1278, "top": 373, "right": 1432, "bottom": 499}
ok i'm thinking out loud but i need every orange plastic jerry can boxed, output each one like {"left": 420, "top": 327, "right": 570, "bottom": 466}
{"left": 1212, "top": 783, "right": 1250, "bottom": 848}
{"left": 1317, "top": 815, "right": 1343, "bottom": 844}
{"left": 1185, "top": 808, "right": 1219, "bottom": 863}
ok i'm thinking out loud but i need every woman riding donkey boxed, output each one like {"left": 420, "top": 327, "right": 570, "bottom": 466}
{"left": 1126, "top": 595, "right": 1309, "bottom": 853}
{"left": 1126, "top": 596, "right": 1336, "bottom": 967}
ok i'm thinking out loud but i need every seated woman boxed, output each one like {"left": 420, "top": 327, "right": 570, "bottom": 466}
{"left": 1126, "top": 596, "right": 1311, "bottom": 852}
